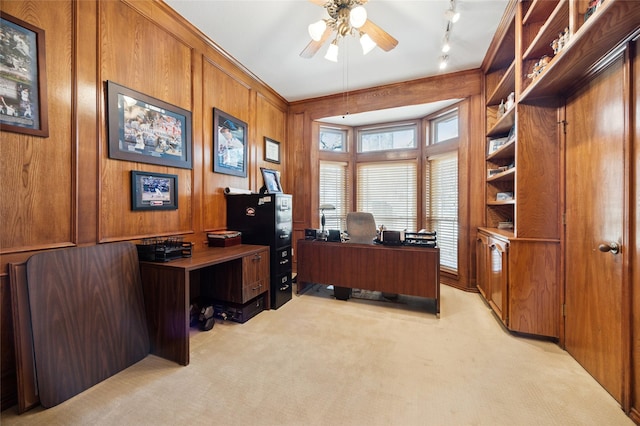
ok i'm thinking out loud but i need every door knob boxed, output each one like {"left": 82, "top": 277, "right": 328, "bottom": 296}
{"left": 598, "top": 242, "right": 620, "bottom": 255}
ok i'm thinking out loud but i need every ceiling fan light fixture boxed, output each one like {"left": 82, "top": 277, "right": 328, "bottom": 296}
{"left": 349, "top": 5, "right": 367, "bottom": 29}
{"left": 308, "top": 19, "right": 328, "bottom": 41}
{"left": 360, "top": 33, "right": 377, "bottom": 55}
{"left": 325, "top": 41, "right": 339, "bottom": 62}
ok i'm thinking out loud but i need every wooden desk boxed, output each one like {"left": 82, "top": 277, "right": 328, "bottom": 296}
{"left": 296, "top": 240, "right": 440, "bottom": 317}
{"left": 139, "top": 244, "right": 269, "bottom": 366}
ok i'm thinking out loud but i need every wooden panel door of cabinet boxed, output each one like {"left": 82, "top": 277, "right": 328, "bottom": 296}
{"left": 476, "top": 232, "right": 490, "bottom": 298}
{"left": 565, "top": 54, "right": 625, "bottom": 404}
{"left": 241, "top": 249, "right": 269, "bottom": 303}
{"left": 489, "top": 237, "right": 508, "bottom": 324}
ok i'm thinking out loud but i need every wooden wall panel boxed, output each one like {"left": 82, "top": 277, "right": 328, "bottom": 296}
{"left": 98, "top": 0, "right": 194, "bottom": 242}
{"left": 201, "top": 59, "right": 252, "bottom": 231}
{"left": 255, "top": 94, "right": 287, "bottom": 189}
{"left": 0, "top": 1, "right": 74, "bottom": 252}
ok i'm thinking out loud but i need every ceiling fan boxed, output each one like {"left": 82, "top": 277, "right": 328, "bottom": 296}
{"left": 300, "top": 0, "right": 398, "bottom": 61}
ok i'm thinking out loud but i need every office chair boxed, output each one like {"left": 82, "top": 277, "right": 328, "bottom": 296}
{"left": 345, "top": 212, "right": 377, "bottom": 244}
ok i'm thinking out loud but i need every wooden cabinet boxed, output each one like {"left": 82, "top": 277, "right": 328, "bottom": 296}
{"left": 477, "top": 229, "right": 509, "bottom": 326}
{"left": 479, "top": 0, "right": 561, "bottom": 338}
{"left": 202, "top": 248, "right": 270, "bottom": 305}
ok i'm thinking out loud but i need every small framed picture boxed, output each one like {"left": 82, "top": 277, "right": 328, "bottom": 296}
{"left": 131, "top": 170, "right": 178, "bottom": 211}
{"left": 260, "top": 167, "right": 283, "bottom": 194}
{"left": 264, "top": 137, "right": 281, "bottom": 164}
{"left": 213, "top": 108, "right": 247, "bottom": 177}
{"left": 0, "top": 13, "right": 49, "bottom": 137}
{"left": 106, "top": 81, "right": 192, "bottom": 169}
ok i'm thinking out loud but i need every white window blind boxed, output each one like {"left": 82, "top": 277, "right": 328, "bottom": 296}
{"left": 425, "top": 152, "right": 458, "bottom": 270}
{"left": 357, "top": 161, "right": 417, "bottom": 231}
{"left": 319, "top": 161, "right": 349, "bottom": 230}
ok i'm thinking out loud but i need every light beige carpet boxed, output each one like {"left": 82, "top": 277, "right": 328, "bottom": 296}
{"left": 1, "top": 284, "right": 633, "bottom": 426}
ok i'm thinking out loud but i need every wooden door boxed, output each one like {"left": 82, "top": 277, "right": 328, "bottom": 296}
{"left": 564, "top": 55, "right": 625, "bottom": 403}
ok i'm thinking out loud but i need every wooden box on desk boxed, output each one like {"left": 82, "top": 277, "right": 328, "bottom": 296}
{"left": 207, "top": 231, "right": 241, "bottom": 247}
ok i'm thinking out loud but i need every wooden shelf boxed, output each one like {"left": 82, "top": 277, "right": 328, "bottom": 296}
{"left": 487, "top": 61, "right": 516, "bottom": 106}
{"left": 487, "top": 139, "right": 515, "bottom": 160}
{"left": 522, "top": 0, "right": 560, "bottom": 26}
{"left": 520, "top": 0, "right": 640, "bottom": 102}
{"left": 487, "top": 168, "right": 515, "bottom": 182}
{"left": 487, "top": 106, "right": 515, "bottom": 137}
{"left": 522, "top": 0, "right": 568, "bottom": 61}
{"left": 488, "top": 200, "right": 516, "bottom": 206}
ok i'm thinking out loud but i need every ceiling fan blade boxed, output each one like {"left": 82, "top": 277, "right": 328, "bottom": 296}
{"left": 360, "top": 19, "right": 398, "bottom": 52}
{"left": 308, "top": 0, "right": 328, "bottom": 6}
{"left": 300, "top": 26, "right": 333, "bottom": 58}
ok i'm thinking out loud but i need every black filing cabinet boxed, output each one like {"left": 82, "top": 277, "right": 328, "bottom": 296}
{"left": 226, "top": 193, "right": 292, "bottom": 309}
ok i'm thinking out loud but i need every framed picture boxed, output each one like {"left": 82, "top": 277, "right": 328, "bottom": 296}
{"left": 131, "top": 170, "right": 178, "bottom": 211}
{"left": 0, "top": 13, "right": 49, "bottom": 137}
{"left": 260, "top": 167, "right": 283, "bottom": 194}
{"left": 264, "top": 137, "right": 281, "bottom": 164}
{"left": 213, "top": 108, "right": 247, "bottom": 177}
{"left": 106, "top": 81, "right": 192, "bottom": 169}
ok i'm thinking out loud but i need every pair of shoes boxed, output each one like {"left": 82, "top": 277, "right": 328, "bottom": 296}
{"left": 199, "top": 305, "right": 215, "bottom": 331}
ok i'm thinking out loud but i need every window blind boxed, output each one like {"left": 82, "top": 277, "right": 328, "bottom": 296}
{"left": 425, "top": 152, "right": 458, "bottom": 270}
{"left": 319, "top": 161, "right": 350, "bottom": 230}
{"left": 357, "top": 161, "right": 417, "bottom": 231}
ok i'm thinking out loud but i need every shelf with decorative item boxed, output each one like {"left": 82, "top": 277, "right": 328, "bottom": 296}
{"left": 487, "top": 167, "right": 515, "bottom": 182}
{"left": 487, "top": 105, "right": 515, "bottom": 137}
{"left": 520, "top": 0, "right": 640, "bottom": 102}
{"left": 486, "top": 61, "right": 515, "bottom": 106}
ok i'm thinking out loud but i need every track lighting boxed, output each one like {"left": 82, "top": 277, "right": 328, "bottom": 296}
{"left": 445, "top": 0, "right": 460, "bottom": 23}
{"left": 442, "top": 33, "right": 451, "bottom": 53}
{"left": 439, "top": 55, "right": 449, "bottom": 70}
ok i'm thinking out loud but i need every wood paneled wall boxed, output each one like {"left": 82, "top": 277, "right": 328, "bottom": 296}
{"left": 0, "top": 0, "right": 287, "bottom": 409}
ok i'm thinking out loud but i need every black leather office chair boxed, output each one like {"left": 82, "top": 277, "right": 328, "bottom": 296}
{"left": 345, "top": 212, "right": 377, "bottom": 244}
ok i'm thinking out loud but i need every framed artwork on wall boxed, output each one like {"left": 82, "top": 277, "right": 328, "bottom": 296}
{"left": 106, "top": 81, "right": 192, "bottom": 169}
{"left": 131, "top": 170, "right": 178, "bottom": 211}
{"left": 0, "top": 12, "right": 49, "bottom": 137}
{"left": 264, "top": 137, "right": 281, "bottom": 164}
{"left": 213, "top": 108, "right": 247, "bottom": 177}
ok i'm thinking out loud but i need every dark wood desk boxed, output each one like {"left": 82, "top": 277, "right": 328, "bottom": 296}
{"left": 139, "top": 244, "right": 269, "bottom": 366}
{"left": 296, "top": 240, "right": 440, "bottom": 317}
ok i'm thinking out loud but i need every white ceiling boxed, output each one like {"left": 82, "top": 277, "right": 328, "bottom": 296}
{"left": 164, "top": 0, "right": 508, "bottom": 124}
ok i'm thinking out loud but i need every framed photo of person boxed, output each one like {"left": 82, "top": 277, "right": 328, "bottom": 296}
{"left": 0, "top": 13, "right": 49, "bottom": 137}
{"left": 106, "top": 81, "right": 192, "bottom": 169}
{"left": 213, "top": 108, "right": 248, "bottom": 177}
{"left": 130, "top": 170, "right": 178, "bottom": 211}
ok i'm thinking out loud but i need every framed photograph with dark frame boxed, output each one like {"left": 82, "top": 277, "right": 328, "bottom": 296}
{"left": 0, "top": 12, "right": 49, "bottom": 137}
{"left": 131, "top": 170, "right": 178, "bottom": 211}
{"left": 213, "top": 108, "right": 247, "bottom": 177}
{"left": 264, "top": 137, "right": 281, "bottom": 164}
{"left": 106, "top": 81, "right": 192, "bottom": 169}
{"left": 260, "top": 167, "right": 283, "bottom": 194}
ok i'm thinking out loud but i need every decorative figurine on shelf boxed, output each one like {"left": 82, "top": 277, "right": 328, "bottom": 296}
{"left": 505, "top": 92, "right": 515, "bottom": 110}
{"left": 527, "top": 56, "right": 550, "bottom": 80}
{"left": 498, "top": 99, "right": 505, "bottom": 118}
{"left": 561, "top": 27, "right": 570, "bottom": 48}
